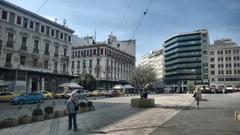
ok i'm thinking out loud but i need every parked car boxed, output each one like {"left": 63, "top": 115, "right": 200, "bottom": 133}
{"left": 105, "top": 90, "right": 120, "bottom": 97}
{"left": 53, "top": 92, "right": 66, "bottom": 99}
{"left": 9, "top": 92, "right": 45, "bottom": 105}
{"left": 66, "top": 89, "right": 91, "bottom": 99}
{"left": 42, "top": 91, "right": 54, "bottom": 100}
{"left": 0, "top": 92, "right": 19, "bottom": 102}
{"left": 90, "top": 90, "right": 102, "bottom": 96}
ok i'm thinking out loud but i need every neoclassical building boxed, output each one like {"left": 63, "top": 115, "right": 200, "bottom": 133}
{"left": 71, "top": 34, "right": 136, "bottom": 90}
{"left": 209, "top": 39, "right": 240, "bottom": 89}
{"left": 0, "top": 1, "right": 74, "bottom": 93}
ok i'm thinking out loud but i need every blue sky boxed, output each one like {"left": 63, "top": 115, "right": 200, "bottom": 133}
{"left": 5, "top": 0, "right": 240, "bottom": 62}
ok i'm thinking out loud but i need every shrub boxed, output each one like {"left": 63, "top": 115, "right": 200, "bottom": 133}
{"left": 87, "top": 101, "right": 93, "bottom": 107}
{"left": 79, "top": 102, "right": 87, "bottom": 107}
{"left": 32, "top": 108, "right": 43, "bottom": 116}
{"left": 44, "top": 106, "right": 54, "bottom": 114}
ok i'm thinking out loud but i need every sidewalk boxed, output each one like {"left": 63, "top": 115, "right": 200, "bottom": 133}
{"left": 0, "top": 94, "right": 193, "bottom": 135}
{"left": 150, "top": 94, "right": 240, "bottom": 135}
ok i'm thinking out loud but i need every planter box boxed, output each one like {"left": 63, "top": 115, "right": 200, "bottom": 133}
{"left": 19, "top": 116, "right": 32, "bottom": 124}
{"left": 44, "top": 113, "right": 55, "bottom": 119}
{"left": 131, "top": 98, "right": 155, "bottom": 108}
{"left": 1, "top": 118, "right": 18, "bottom": 127}
{"left": 55, "top": 111, "right": 64, "bottom": 117}
{"left": 78, "top": 107, "right": 89, "bottom": 113}
{"left": 32, "top": 115, "right": 44, "bottom": 122}
{"left": 88, "top": 106, "right": 95, "bottom": 111}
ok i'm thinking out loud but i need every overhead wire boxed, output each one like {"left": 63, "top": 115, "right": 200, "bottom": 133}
{"left": 116, "top": 0, "right": 134, "bottom": 34}
{"left": 36, "top": 0, "right": 49, "bottom": 13}
{"left": 130, "top": 0, "right": 154, "bottom": 39}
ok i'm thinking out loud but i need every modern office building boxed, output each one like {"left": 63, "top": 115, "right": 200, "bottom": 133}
{"left": 164, "top": 29, "right": 209, "bottom": 91}
{"left": 0, "top": 1, "right": 74, "bottom": 93}
{"left": 209, "top": 39, "right": 240, "bottom": 89}
{"left": 71, "top": 34, "right": 136, "bottom": 90}
{"left": 140, "top": 49, "right": 164, "bottom": 91}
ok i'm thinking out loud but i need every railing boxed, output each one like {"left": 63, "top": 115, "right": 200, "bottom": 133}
{"left": 33, "top": 48, "right": 39, "bottom": 54}
{"left": 20, "top": 45, "right": 27, "bottom": 50}
{"left": 5, "top": 62, "right": 12, "bottom": 67}
{"left": 6, "top": 41, "right": 14, "bottom": 48}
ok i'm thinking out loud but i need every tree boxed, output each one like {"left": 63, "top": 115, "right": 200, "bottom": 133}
{"left": 75, "top": 74, "right": 96, "bottom": 91}
{"left": 129, "top": 65, "right": 157, "bottom": 99}
{"left": 186, "top": 81, "right": 195, "bottom": 93}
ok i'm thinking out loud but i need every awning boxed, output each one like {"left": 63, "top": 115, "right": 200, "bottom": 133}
{"left": 59, "top": 83, "right": 83, "bottom": 88}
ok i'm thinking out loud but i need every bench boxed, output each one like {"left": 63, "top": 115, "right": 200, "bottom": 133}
{"left": 234, "top": 111, "right": 240, "bottom": 120}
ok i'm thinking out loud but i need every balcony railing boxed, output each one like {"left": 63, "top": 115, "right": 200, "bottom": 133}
{"left": 6, "top": 41, "right": 14, "bottom": 48}
{"left": 44, "top": 51, "right": 50, "bottom": 55}
{"left": 20, "top": 45, "right": 27, "bottom": 50}
{"left": 5, "top": 62, "right": 12, "bottom": 67}
{"left": 54, "top": 53, "right": 59, "bottom": 57}
{"left": 33, "top": 48, "right": 39, "bottom": 54}
{"left": 53, "top": 69, "right": 58, "bottom": 73}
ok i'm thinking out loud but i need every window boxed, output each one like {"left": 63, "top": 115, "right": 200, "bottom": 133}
{"left": 101, "top": 48, "right": 104, "bottom": 55}
{"left": 35, "top": 22, "right": 40, "bottom": 32}
{"left": 60, "top": 32, "right": 63, "bottom": 39}
{"left": 64, "top": 48, "right": 67, "bottom": 56}
{"left": 23, "top": 18, "right": 28, "bottom": 28}
{"left": 83, "top": 60, "right": 86, "bottom": 68}
{"left": 29, "top": 21, "right": 34, "bottom": 29}
{"left": 7, "top": 32, "right": 14, "bottom": 47}
{"left": 56, "top": 30, "right": 59, "bottom": 39}
{"left": 54, "top": 62, "right": 58, "bottom": 70}
{"left": 90, "top": 49, "right": 92, "bottom": 56}
{"left": 45, "top": 43, "right": 49, "bottom": 55}
{"left": 77, "top": 61, "right": 80, "bottom": 68}
{"left": 89, "top": 59, "right": 92, "bottom": 68}
{"left": 34, "top": 40, "right": 39, "bottom": 50}
{"left": 68, "top": 35, "right": 71, "bottom": 42}
{"left": 211, "top": 71, "right": 215, "bottom": 75}
{"left": 20, "top": 56, "right": 25, "bottom": 65}
{"left": 210, "top": 51, "right": 214, "bottom": 55}
{"left": 211, "top": 78, "right": 215, "bottom": 81}
{"left": 72, "top": 61, "right": 75, "bottom": 68}
{"left": 1, "top": 10, "right": 8, "bottom": 20}
{"left": 41, "top": 25, "right": 45, "bottom": 33}
{"left": 21, "top": 37, "right": 27, "bottom": 49}
{"left": 46, "top": 27, "right": 50, "bottom": 35}
{"left": 6, "top": 53, "right": 12, "bottom": 64}
{"left": 210, "top": 58, "right": 214, "bottom": 62}
{"left": 93, "top": 49, "right": 96, "bottom": 55}
{"left": 16, "top": 16, "right": 22, "bottom": 25}
{"left": 9, "top": 12, "right": 15, "bottom": 24}
{"left": 44, "top": 60, "right": 48, "bottom": 69}
{"left": 51, "top": 29, "right": 55, "bottom": 36}
{"left": 210, "top": 64, "right": 215, "bottom": 68}
{"left": 87, "top": 50, "right": 89, "bottom": 56}
{"left": 55, "top": 46, "right": 59, "bottom": 55}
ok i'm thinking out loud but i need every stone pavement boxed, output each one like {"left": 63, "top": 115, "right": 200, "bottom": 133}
{"left": 150, "top": 94, "right": 240, "bottom": 135}
{"left": 0, "top": 94, "right": 194, "bottom": 135}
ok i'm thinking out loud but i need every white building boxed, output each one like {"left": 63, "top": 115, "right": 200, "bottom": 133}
{"left": 0, "top": 1, "right": 74, "bottom": 93}
{"left": 209, "top": 39, "right": 240, "bottom": 89}
{"left": 140, "top": 49, "right": 164, "bottom": 91}
{"left": 71, "top": 34, "right": 136, "bottom": 90}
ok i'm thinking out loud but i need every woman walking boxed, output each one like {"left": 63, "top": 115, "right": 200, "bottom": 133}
{"left": 193, "top": 87, "right": 202, "bottom": 109}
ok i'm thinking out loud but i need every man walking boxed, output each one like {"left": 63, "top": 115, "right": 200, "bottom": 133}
{"left": 193, "top": 86, "right": 202, "bottom": 109}
{"left": 66, "top": 93, "right": 78, "bottom": 131}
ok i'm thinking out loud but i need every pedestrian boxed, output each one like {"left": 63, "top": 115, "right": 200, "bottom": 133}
{"left": 193, "top": 86, "right": 202, "bottom": 109}
{"left": 66, "top": 93, "right": 78, "bottom": 131}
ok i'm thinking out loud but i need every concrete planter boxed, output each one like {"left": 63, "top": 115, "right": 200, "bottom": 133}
{"left": 44, "top": 113, "right": 55, "bottom": 119}
{"left": 32, "top": 115, "right": 44, "bottom": 122}
{"left": 79, "top": 107, "right": 89, "bottom": 113}
{"left": 19, "top": 116, "right": 32, "bottom": 124}
{"left": 55, "top": 111, "right": 64, "bottom": 117}
{"left": 1, "top": 118, "right": 18, "bottom": 127}
{"left": 131, "top": 98, "right": 155, "bottom": 108}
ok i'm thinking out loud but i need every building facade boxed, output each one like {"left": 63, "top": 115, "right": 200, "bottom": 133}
{"left": 71, "top": 34, "right": 136, "bottom": 90}
{"left": 209, "top": 39, "right": 240, "bottom": 89}
{"left": 140, "top": 49, "right": 164, "bottom": 92}
{"left": 164, "top": 29, "right": 209, "bottom": 91}
{"left": 0, "top": 1, "right": 74, "bottom": 93}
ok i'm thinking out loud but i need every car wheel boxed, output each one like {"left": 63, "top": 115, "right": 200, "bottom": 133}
{"left": 39, "top": 98, "right": 44, "bottom": 103}
{"left": 19, "top": 100, "right": 24, "bottom": 105}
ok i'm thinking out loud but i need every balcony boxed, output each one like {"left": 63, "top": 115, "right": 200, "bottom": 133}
{"left": 5, "top": 62, "right": 12, "bottom": 67}
{"left": 33, "top": 48, "right": 39, "bottom": 54}
{"left": 44, "top": 51, "right": 50, "bottom": 55}
{"left": 20, "top": 45, "right": 27, "bottom": 51}
{"left": 54, "top": 53, "right": 59, "bottom": 57}
{"left": 53, "top": 69, "right": 58, "bottom": 73}
{"left": 6, "top": 41, "right": 14, "bottom": 48}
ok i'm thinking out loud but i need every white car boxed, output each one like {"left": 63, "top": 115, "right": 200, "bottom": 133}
{"left": 68, "top": 89, "right": 91, "bottom": 99}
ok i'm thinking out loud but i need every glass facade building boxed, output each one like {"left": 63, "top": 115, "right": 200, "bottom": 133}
{"left": 164, "top": 29, "right": 209, "bottom": 86}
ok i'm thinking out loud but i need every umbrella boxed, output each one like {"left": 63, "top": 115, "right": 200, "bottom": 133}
{"left": 112, "top": 85, "right": 124, "bottom": 89}
{"left": 124, "top": 84, "right": 134, "bottom": 89}
{"left": 59, "top": 83, "right": 83, "bottom": 88}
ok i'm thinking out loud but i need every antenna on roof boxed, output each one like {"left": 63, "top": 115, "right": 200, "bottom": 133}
{"left": 63, "top": 18, "right": 66, "bottom": 26}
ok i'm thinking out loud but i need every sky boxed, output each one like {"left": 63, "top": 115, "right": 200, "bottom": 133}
{"left": 5, "top": 0, "right": 240, "bottom": 63}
